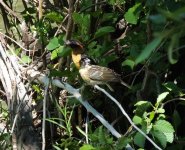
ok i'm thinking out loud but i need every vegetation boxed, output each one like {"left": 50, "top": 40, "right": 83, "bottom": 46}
{"left": 0, "top": 0, "right": 185, "bottom": 149}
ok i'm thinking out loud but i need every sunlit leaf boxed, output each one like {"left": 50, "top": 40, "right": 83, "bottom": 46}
{"left": 124, "top": 3, "right": 141, "bottom": 24}
{"left": 80, "top": 144, "right": 95, "bottom": 150}
{"left": 156, "top": 92, "right": 169, "bottom": 104}
{"left": 46, "top": 37, "right": 59, "bottom": 51}
{"left": 154, "top": 120, "right": 175, "bottom": 133}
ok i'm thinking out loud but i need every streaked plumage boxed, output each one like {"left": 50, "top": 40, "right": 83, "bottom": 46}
{"left": 65, "top": 40, "right": 131, "bottom": 90}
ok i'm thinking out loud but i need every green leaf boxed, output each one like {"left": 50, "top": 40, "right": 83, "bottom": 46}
{"left": 73, "top": 12, "right": 83, "bottom": 25}
{"left": 122, "top": 59, "right": 135, "bottom": 70}
{"left": 135, "top": 37, "right": 163, "bottom": 64}
{"left": 149, "top": 111, "right": 155, "bottom": 121}
{"left": 152, "top": 130, "right": 167, "bottom": 148}
{"left": 80, "top": 144, "right": 95, "bottom": 150}
{"left": 116, "top": 137, "right": 131, "bottom": 149}
{"left": 51, "top": 49, "right": 58, "bottom": 60}
{"left": 21, "top": 55, "right": 31, "bottom": 64}
{"left": 133, "top": 115, "right": 142, "bottom": 125}
{"left": 134, "top": 101, "right": 152, "bottom": 116}
{"left": 46, "top": 37, "right": 59, "bottom": 51}
{"left": 94, "top": 26, "right": 115, "bottom": 38}
{"left": 58, "top": 46, "right": 71, "bottom": 57}
{"left": 154, "top": 120, "right": 175, "bottom": 133}
{"left": 135, "top": 101, "right": 150, "bottom": 106}
{"left": 124, "top": 3, "right": 141, "bottom": 24}
{"left": 156, "top": 92, "right": 169, "bottom": 104}
{"left": 168, "top": 34, "right": 178, "bottom": 64}
{"left": 45, "top": 12, "right": 63, "bottom": 23}
{"left": 156, "top": 108, "right": 165, "bottom": 114}
{"left": 134, "top": 132, "right": 145, "bottom": 148}
{"left": 163, "top": 132, "right": 174, "bottom": 143}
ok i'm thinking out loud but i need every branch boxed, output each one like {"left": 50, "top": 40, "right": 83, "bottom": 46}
{"left": 94, "top": 85, "right": 162, "bottom": 150}
{"left": 24, "top": 68, "right": 122, "bottom": 138}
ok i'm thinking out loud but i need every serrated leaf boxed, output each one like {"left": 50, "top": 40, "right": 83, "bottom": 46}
{"left": 163, "top": 132, "right": 174, "bottom": 143}
{"left": 80, "top": 144, "right": 95, "bottom": 150}
{"left": 154, "top": 120, "right": 175, "bottom": 133}
{"left": 152, "top": 130, "right": 167, "bottom": 148}
{"left": 124, "top": 3, "right": 141, "bottom": 24}
{"left": 46, "top": 37, "right": 59, "bottom": 50}
{"left": 94, "top": 26, "right": 115, "bottom": 38}
{"left": 135, "top": 37, "right": 163, "bottom": 64}
{"left": 134, "top": 132, "right": 145, "bottom": 148}
{"left": 157, "top": 92, "right": 169, "bottom": 104}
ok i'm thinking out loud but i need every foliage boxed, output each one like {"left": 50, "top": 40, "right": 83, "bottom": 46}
{"left": 0, "top": 0, "right": 185, "bottom": 149}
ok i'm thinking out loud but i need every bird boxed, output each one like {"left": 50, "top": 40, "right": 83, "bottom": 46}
{"left": 65, "top": 40, "right": 85, "bottom": 69}
{"left": 65, "top": 40, "right": 131, "bottom": 90}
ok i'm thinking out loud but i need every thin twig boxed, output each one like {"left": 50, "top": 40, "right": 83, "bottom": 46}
{"left": 162, "top": 98, "right": 185, "bottom": 107}
{"left": 42, "top": 79, "right": 49, "bottom": 150}
{"left": 0, "top": 31, "right": 32, "bottom": 52}
{"left": 94, "top": 85, "right": 162, "bottom": 150}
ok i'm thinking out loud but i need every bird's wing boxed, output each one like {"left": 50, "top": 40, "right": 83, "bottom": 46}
{"left": 88, "top": 65, "right": 120, "bottom": 82}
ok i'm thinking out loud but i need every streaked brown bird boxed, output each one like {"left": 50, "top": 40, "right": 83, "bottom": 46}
{"left": 65, "top": 40, "right": 131, "bottom": 90}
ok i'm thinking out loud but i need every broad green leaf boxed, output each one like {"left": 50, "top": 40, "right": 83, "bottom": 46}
{"left": 46, "top": 37, "right": 59, "bottom": 50}
{"left": 122, "top": 59, "right": 135, "bottom": 70}
{"left": 58, "top": 46, "right": 71, "bottom": 57}
{"left": 94, "top": 26, "right": 115, "bottom": 38}
{"left": 163, "top": 132, "right": 174, "bottom": 143}
{"left": 152, "top": 130, "right": 167, "bottom": 148}
{"left": 154, "top": 120, "right": 175, "bottom": 133}
{"left": 135, "top": 37, "right": 163, "bottom": 64}
{"left": 124, "top": 3, "right": 141, "bottom": 24}
{"left": 133, "top": 115, "right": 142, "bottom": 124}
{"left": 80, "top": 144, "right": 95, "bottom": 150}
{"left": 134, "top": 132, "right": 145, "bottom": 148}
{"left": 156, "top": 92, "right": 169, "bottom": 104}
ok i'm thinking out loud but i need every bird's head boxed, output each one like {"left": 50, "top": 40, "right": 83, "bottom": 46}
{"left": 65, "top": 40, "right": 84, "bottom": 54}
{"left": 65, "top": 40, "right": 85, "bottom": 69}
